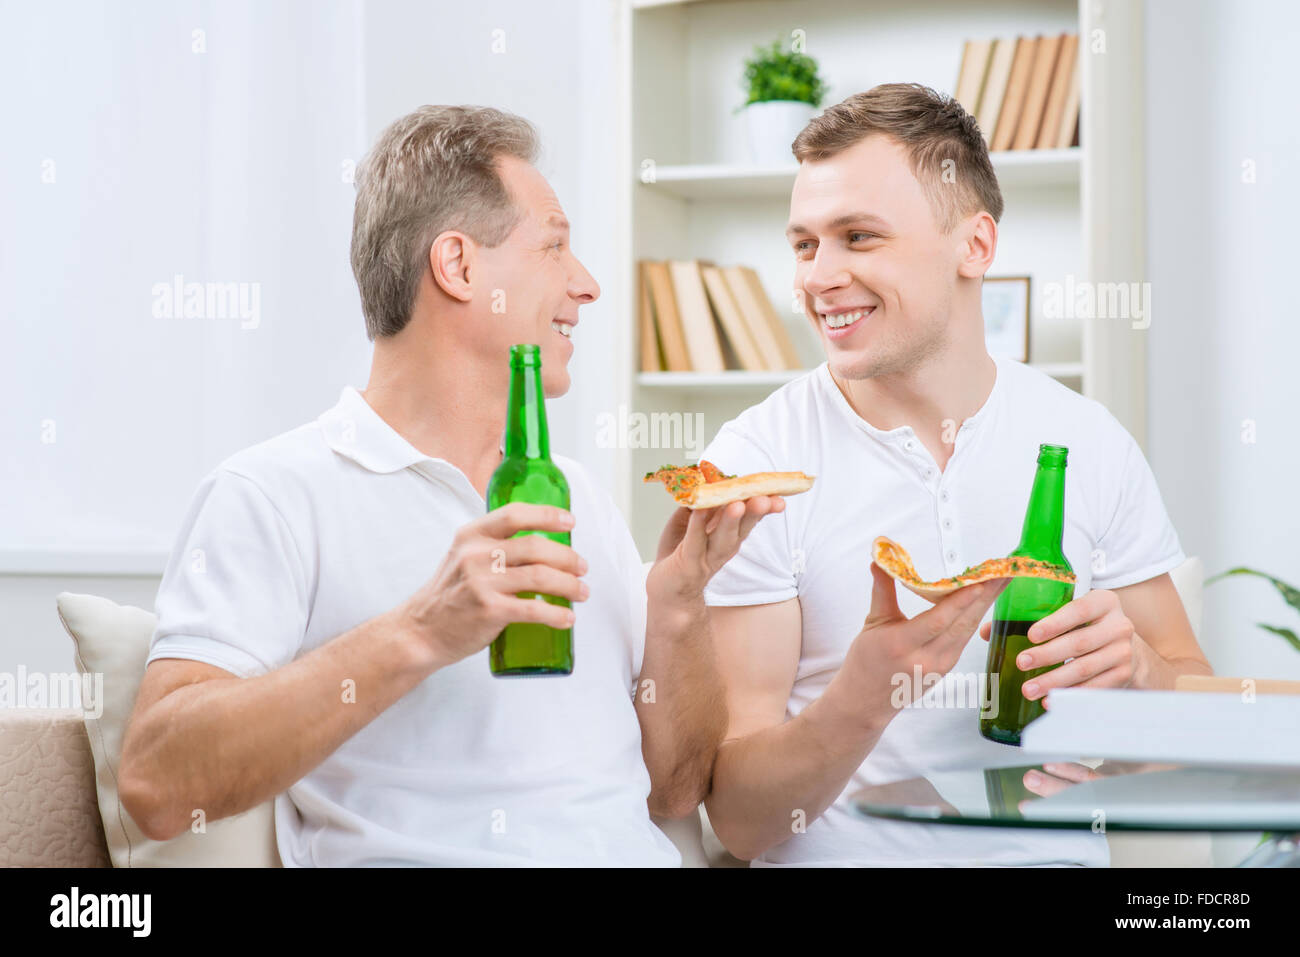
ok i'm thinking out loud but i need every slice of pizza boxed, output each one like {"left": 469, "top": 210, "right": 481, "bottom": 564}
{"left": 872, "top": 535, "right": 1075, "bottom": 603}
{"left": 644, "top": 460, "right": 815, "bottom": 509}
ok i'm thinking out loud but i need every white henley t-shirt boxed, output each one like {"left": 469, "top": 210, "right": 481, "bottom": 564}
{"left": 701, "top": 356, "right": 1185, "bottom": 867}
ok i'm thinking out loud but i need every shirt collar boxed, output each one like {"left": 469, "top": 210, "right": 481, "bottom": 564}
{"left": 960, "top": 354, "right": 1005, "bottom": 430}
{"left": 815, "top": 354, "right": 1004, "bottom": 440}
{"left": 318, "top": 386, "right": 432, "bottom": 474}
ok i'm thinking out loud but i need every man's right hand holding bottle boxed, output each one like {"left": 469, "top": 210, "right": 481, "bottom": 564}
{"left": 396, "top": 503, "right": 589, "bottom": 670}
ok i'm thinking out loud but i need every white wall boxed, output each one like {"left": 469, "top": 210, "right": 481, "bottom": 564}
{"left": 0, "top": 576, "right": 161, "bottom": 680}
{"left": 0, "top": 0, "right": 368, "bottom": 677}
{"left": 0, "top": 0, "right": 369, "bottom": 564}
{"left": 1144, "top": 0, "right": 1300, "bottom": 683}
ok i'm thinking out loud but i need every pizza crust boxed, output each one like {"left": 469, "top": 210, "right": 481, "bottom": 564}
{"left": 687, "top": 471, "right": 815, "bottom": 509}
{"left": 872, "top": 535, "right": 1075, "bottom": 603}
{"left": 643, "top": 462, "right": 815, "bottom": 509}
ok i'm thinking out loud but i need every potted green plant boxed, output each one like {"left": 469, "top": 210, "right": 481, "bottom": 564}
{"left": 1199, "top": 566, "right": 1296, "bottom": 852}
{"left": 1205, "top": 567, "right": 1300, "bottom": 653}
{"left": 740, "top": 38, "right": 829, "bottom": 166}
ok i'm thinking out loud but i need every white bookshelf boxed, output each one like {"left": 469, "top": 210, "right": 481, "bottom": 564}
{"left": 637, "top": 370, "right": 806, "bottom": 389}
{"left": 637, "top": 361, "right": 1082, "bottom": 392}
{"left": 615, "top": 0, "right": 1146, "bottom": 555}
{"left": 643, "top": 147, "right": 1080, "bottom": 201}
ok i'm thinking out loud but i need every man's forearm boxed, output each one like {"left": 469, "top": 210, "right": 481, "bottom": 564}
{"left": 635, "top": 595, "right": 727, "bottom": 818}
{"left": 704, "top": 670, "right": 891, "bottom": 861}
{"left": 121, "top": 608, "right": 439, "bottom": 840}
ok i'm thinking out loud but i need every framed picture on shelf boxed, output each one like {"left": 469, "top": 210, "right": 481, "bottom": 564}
{"left": 981, "top": 276, "right": 1030, "bottom": 362}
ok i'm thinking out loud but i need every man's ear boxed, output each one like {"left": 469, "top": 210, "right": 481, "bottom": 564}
{"left": 956, "top": 211, "right": 998, "bottom": 279}
{"left": 429, "top": 230, "right": 475, "bottom": 303}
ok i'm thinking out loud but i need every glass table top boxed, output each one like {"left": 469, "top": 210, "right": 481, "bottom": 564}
{"left": 850, "top": 761, "right": 1300, "bottom": 832}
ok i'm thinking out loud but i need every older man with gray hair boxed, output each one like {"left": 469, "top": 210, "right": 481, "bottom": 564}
{"left": 117, "top": 106, "right": 782, "bottom": 866}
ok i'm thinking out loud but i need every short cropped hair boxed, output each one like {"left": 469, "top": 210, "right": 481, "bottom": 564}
{"left": 792, "top": 83, "right": 1004, "bottom": 232}
{"left": 350, "top": 106, "right": 540, "bottom": 339}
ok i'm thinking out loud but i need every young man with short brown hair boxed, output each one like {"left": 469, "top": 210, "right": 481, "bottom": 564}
{"left": 701, "top": 84, "right": 1211, "bottom": 866}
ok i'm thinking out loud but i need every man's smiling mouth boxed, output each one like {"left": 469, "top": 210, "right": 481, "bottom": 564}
{"left": 818, "top": 306, "right": 875, "bottom": 330}
{"left": 551, "top": 319, "right": 574, "bottom": 339}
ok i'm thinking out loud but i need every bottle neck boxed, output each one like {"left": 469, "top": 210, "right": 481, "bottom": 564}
{"left": 504, "top": 359, "right": 549, "bottom": 459}
{"left": 1017, "top": 461, "right": 1065, "bottom": 553}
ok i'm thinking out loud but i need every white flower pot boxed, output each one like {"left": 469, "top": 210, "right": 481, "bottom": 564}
{"left": 744, "top": 100, "right": 817, "bottom": 166}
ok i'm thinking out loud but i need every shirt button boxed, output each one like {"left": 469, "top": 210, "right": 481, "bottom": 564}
{"left": 940, "top": 490, "right": 951, "bottom": 502}
{"left": 942, "top": 518, "right": 953, "bottom": 530}
{"left": 946, "top": 550, "right": 957, "bottom": 562}
{"left": 904, "top": 440, "right": 916, "bottom": 451}
{"left": 925, "top": 468, "right": 935, "bottom": 478}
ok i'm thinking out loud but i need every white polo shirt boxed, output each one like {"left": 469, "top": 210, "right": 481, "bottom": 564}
{"left": 702, "top": 356, "right": 1185, "bottom": 867}
{"left": 147, "top": 386, "right": 680, "bottom": 867}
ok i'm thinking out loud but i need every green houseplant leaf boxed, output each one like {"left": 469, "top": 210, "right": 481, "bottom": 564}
{"left": 741, "top": 39, "right": 828, "bottom": 109}
{"left": 1256, "top": 625, "right": 1300, "bottom": 654}
{"left": 1204, "top": 566, "right": 1300, "bottom": 653}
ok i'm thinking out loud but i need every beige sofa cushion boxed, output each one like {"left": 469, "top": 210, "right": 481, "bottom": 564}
{"left": 56, "top": 592, "right": 279, "bottom": 867}
{"left": 0, "top": 708, "right": 111, "bottom": 866}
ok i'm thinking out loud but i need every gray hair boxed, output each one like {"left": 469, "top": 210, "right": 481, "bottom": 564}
{"left": 350, "top": 105, "right": 540, "bottom": 339}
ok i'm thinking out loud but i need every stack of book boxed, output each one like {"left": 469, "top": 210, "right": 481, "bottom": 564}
{"left": 638, "top": 260, "right": 802, "bottom": 373}
{"left": 953, "top": 33, "right": 1081, "bottom": 152}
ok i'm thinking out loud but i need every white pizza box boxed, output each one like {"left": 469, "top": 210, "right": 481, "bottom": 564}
{"left": 1019, "top": 688, "right": 1300, "bottom": 768}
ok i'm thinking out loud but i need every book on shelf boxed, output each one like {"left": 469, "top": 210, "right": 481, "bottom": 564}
{"left": 700, "top": 264, "right": 766, "bottom": 371}
{"left": 1037, "top": 33, "right": 1078, "bottom": 149}
{"left": 641, "top": 260, "right": 691, "bottom": 372}
{"left": 953, "top": 39, "right": 993, "bottom": 119}
{"left": 970, "top": 33, "right": 1079, "bottom": 153}
{"left": 636, "top": 259, "right": 802, "bottom": 374}
{"left": 1012, "top": 33, "right": 1063, "bottom": 150}
{"left": 637, "top": 261, "right": 664, "bottom": 372}
{"left": 1054, "top": 49, "right": 1082, "bottom": 149}
{"left": 723, "top": 266, "right": 800, "bottom": 371}
{"left": 990, "top": 35, "right": 1035, "bottom": 151}
{"left": 975, "top": 37, "right": 1017, "bottom": 147}
{"left": 667, "top": 260, "right": 726, "bottom": 373}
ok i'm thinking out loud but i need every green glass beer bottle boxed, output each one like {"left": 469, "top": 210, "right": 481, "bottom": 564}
{"left": 485, "top": 344, "right": 573, "bottom": 677}
{"left": 980, "top": 444, "right": 1073, "bottom": 744}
